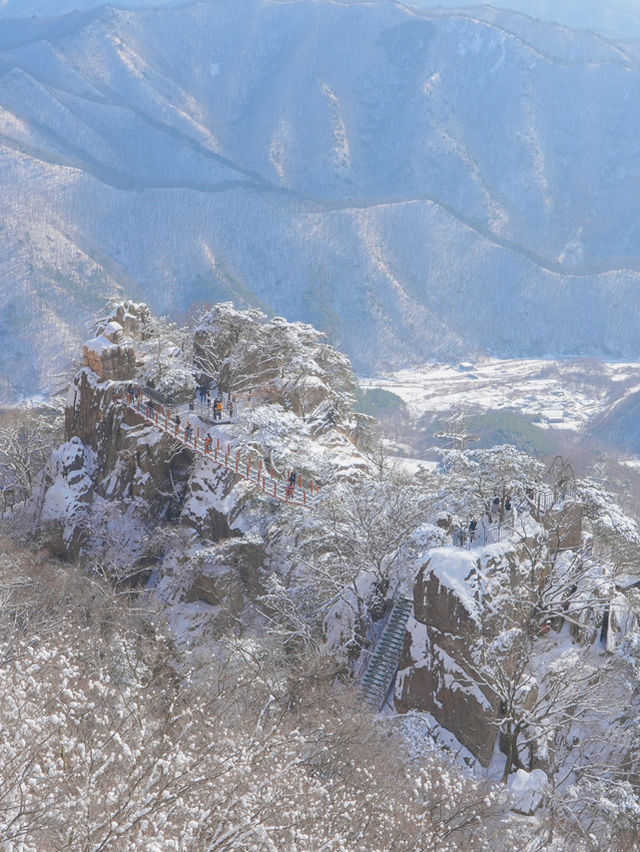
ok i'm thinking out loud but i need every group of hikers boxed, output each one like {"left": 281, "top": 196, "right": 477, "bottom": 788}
{"left": 126, "top": 383, "right": 234, "bottom": 423}
{"left": 197, "top": 386, "right": 234, "bottom": 421}
{"left": 126, "top": 383, "right": 302, "bottom": 498}
{"left": 126, "top": 383, "right": 236, "bottom": 445}
{"left": 456, "top": 495, "right": 516, "bottom": 548}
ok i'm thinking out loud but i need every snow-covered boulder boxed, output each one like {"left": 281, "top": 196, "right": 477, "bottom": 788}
{"left": 395, "top": 543, "right": 525, "bottom": 766}
{"left": 508, "top": 768, "right": 549, "bottom": 815}
{"left": 83, "top": 332, "right": 136, "bottom": 382}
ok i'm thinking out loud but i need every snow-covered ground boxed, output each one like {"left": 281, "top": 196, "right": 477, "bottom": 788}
{"left": 361, "top": 359, "right": 640, "bottom": 432}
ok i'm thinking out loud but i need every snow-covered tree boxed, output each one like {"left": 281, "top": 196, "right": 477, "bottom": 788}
{"left": 266, "top": 470, "right": 438, "bottom": 657}
{"left": 0, "top": 539, "right": 531, "bottom": 852}
{"left": 0, "top": 410, "right": 62, "bottom": 509}
{"left": 136, "top": 314, "right": 196, "bottom": 401}
{"left": 193, "top": 303, "right": 358, "bottom": 429}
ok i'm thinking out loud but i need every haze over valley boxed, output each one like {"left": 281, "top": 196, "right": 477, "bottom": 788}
{"left": 3, "top": 0, "right": 640, "bottom": 399}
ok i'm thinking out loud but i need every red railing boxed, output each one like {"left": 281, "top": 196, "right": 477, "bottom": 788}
{"left": 120, "top": 391, "right": 320, "bottom": 509}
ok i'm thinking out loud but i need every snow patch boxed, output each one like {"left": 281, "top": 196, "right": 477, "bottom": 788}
{"left": 508, "top": 768, "right": 549, "bottom": 814}
{"left": 428, "top": 547, "right": 479, "bottom": 621}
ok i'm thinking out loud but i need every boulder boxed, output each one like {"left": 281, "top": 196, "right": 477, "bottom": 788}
{"left": 83, "top": 334, "right": 136, "bottom": 381}
{"left": 395, "top": 550, "right": 501, "bottom": 765}
{"left": 395, "top": 545, "right": 530, "bottom": 766}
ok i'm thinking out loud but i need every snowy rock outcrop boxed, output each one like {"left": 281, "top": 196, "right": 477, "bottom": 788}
{"left": 395, "top": 542, "right": 532, "bottom": 766}
{"left": 35, "top": 302, "right": 370, "bottom": 633}
{"left": 36, "top": 437, "right": 96, "bottom": 557}
{"left": 82, "top": 301, "right": 151, "bottom": 382}
{"left": 83, "top": 329, "right": 136, "bottom": 382}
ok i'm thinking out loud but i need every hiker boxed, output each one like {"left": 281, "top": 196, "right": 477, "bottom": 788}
{"left": 283, "top": 470, "right": 295, "bottom": 499}
{"left": 206, "top": 393, "right": 212, "bottom": 414}
{"left": 174, "top": 413, "right": 181, "bottom": 435}
{"left": 146, "top": 398, "right": 154, "bottom": 418}
{"left": 204, "top": 433, "right": 212, "bottom": 454}
{"left": 185, "top": 422, "right": 193, "bottom": 442}
{"left": 469, "top": 518, "right": 477, "bottom": 543}
{"left": 213, "top": 397, "right": 223, "bottom": 420}
{"left": 491, "top": 495, "right": 500, "bottom": 519}
{"left": 228, "top": 397, "right": 235, "bottom": 418}
{"left": 126, "top": 382, "right": 134, "bottom": 401}
{"left": 198, "top": 386, "right": 206, "bottom": 403}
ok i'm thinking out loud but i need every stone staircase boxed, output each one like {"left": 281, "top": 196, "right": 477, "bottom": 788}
{"left": 361, "top": 595, "right": 413, "bottom": 710}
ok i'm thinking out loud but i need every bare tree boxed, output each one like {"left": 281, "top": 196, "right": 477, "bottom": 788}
{"left": 0, "top": 410, "right": 62, "bottom": 509}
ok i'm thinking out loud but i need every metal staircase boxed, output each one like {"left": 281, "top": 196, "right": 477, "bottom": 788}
{"left": 361, "top": 595, "right": 413, "bottom": 710}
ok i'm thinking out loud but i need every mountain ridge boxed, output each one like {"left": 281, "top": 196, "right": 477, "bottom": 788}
{"left": 3, "top": 0, "right": 640, "bottom": 400}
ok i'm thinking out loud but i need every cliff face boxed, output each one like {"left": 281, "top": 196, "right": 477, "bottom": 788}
{"left": 35, "top": 367, "right": 281, "bottom": 634}
{"left": 395, "top": 549, "right": 499, "bottom": 765}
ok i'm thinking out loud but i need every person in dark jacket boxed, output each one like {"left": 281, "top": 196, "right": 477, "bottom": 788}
{"left": 469, "top": 518, "right": 477, "bottom": 543}
{"left": 491, "top": 495, "right": 500, "bottom": 519}
{"left": 285, "top": 470, "right": 297, "bottom": 499}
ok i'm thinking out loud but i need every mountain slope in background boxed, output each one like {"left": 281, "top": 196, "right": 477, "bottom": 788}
{"left": 406, "top": 0, "right": 640, "bottom": 40}
{"left": 3, "top": 0, "right": 640, "bottom": 399}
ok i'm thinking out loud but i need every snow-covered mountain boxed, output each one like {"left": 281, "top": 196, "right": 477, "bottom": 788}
{"left": 406, "top": 0, "right": 640, "bottom": 40}
{"left": 3, "top": 0, "right": 640, "bottom": 400}
{"left": 0, "top": 0, "right": 184, "bottom": 16}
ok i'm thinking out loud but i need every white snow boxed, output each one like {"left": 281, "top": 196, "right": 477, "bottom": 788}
{"left": 427, "top": 547, "right": 479, "bottom": 621}
{"left": 83, "top": 334, "right": 117, "bottom": 355}
{"left": 508, "top": 768, "right": 549, "bottom": 814}
{"left": 361, "top": 359, "right": 640, "bottom": 432}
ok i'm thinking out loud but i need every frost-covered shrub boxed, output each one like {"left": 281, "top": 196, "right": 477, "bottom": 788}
{"left": 0, "top": 544, "right": 525, "bottom": 852}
